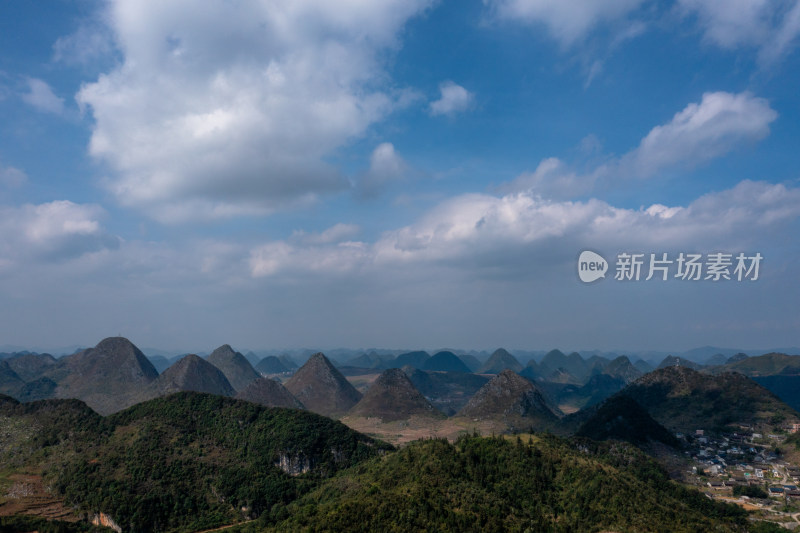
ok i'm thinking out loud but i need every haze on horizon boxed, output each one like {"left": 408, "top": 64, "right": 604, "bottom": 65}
{"left": 0, "top": 1, "right": 799, "bottom": 353}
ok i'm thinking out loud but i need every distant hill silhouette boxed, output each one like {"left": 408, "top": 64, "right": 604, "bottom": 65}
{"left": 348, "top": 368, "right": 444, "bottom": 422}
{"left": 236, "top": 377, "right": 304, "bottom": 409}
{"left": 285, "top": 353, "right": 362, "bottom": 418}
{"left": 5, "top": 353, "right": 57, "bottom": 382}
{"left": 15, "top": 377, "right": 57, "bottom": 402}
{"left": 0, "top": 360, "right": 24, "bottom": 397}
{"left": 458, "top": 354, "right": 482, "bottom": 372}
{"left": 656, "top": 355, "right": 701, "bottom": 370}
{"left": 207, "top": 344, "right": 260, "bottom": 392}
{"left": 601, "top": 356, "right": 642, "bottom": 384}
{"left": 405, "top": 368, "right": 489, "bottom": 415}
{"left": 520, "top": 359, "right": 552, "bottom": 381}
{"left": 255, "top": 355, "right": 290, "bottom": 374}
{"left": 552, "top": 373, "right": 627, "bottom": 411}
{"left": 727, "top": 352, "right": 749, "bottom": 364}
{"left": 346, "top": 352, "right": 393, "bottom": 369}
{"left": 478, "top": 348, "right": 523, "bottom": 374}
{"left": 423, "top": 351, "right": 470, "bottom": 373}
{"left": 146, "top": 355, "right": 172, "bottom": 373}
{"left": 705, "top": 353, "right": 728, "bottom": 366}
{"left": 389, "top": 351, "right": 430, "bottom": 369}
{"left": 541, "top": 350, "right": 589, "bottom": 381}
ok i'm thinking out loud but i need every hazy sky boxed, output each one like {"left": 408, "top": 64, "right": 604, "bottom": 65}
{"left": 1, "top": 0, "right": 799, "bottom": 354}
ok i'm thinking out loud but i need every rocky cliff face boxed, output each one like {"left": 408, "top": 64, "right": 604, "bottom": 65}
{"left": 90, "top": 512, "right": 122, "bottom": 533}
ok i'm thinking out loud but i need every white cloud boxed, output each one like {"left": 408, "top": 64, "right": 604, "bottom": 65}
{"left": 429, "top": 81, "right": 474, "bottom": 116}
{"left": 761, "top": 0, "right": 800, "bottom": 65}
{"left": 0, "top": 164, "right": 27, "bottom": 188}
{"left": 357, "top": 142, "right": 408, "bottom": 198}
{"left": 248, "top": 180, "right": 800, "bottom": 280}
{"left": 53, "top": 18, "right": 116, "bottom": 66}
{"left": 620, "top": 91, "right": 777, "bottom": 177}
{"left": 0, "top": 201, "right": 119, "bottom": 263}
{"left": 503, "top": 91, "right": 777, "bottom": 197}
{"left": 77, "top": 0, "right": 432, "bottom": 222}
{"left": 22, "top": 78, "right": 65, "bottom": 115}
{"left": 291, "top": 223, "right": 361, "bottom": 245}
{"left": 486, "top": 0, "right": 645, "bottom": 45}
{"left": 499, "top": 157, "right": 593, "bottom": 198}
{"left": 250, "top": 240, "right": 370, "bottom": 278}
{"left": 679, "top": 0, "right": 800, "bottom": 65}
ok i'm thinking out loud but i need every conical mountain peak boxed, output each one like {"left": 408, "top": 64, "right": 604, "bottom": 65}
{"left": 207, "top": 344, "right": 260, "bottom": 392}
{"left": 348, "top": 368, "right": 444, "bottom": 422}
{"left": 285, "top": 352, "right": 362, "bottom": 418}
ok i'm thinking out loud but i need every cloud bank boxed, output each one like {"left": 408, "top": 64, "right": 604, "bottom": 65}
{"left": 78, "top": 0, "right": 433, "bottom": 222}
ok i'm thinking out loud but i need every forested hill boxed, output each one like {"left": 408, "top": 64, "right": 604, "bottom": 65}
{"left": 231, "top": 434, "right": 757, "bottom": 533}
{"left": 0, "top": 392, "right": 391, "bottom": 533}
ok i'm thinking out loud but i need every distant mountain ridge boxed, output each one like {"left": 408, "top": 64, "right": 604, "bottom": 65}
{"left": 423, "top": 351, "right": 471, "bottom": 373}
{"left": 255, "top": 355, "right": 290, "bottom": 374}
{"left": 477, "top": 348, "right": 523, "bottom": 374}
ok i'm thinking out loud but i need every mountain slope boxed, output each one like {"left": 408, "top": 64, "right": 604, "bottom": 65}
{"left": 621, "top": 366, "right": 799, "bottom": 433}
{"left": 348, "top": 368, "right": 444, "bottom": 422}
{"left": 602, "top": 355, "right": 643, "bottom": 383}
{"left": 541, "top": 349, "right": 590, "bottom": 381}
{"left": 457, "top": 353, "right": 482, "bottom": 372}
{"left": 261, "top": 435, "right": 751, "bottom": 532}
{"left": 207, "top": 344, "right": 261, "bottom": 392}
{"left": 5, "top": 352, "right": 57, "bottom": 382}
{"left": 54, "top": 337, "right": 159, "bottom": 415}
{"left": 422, "top": 351, "right": 471, "bottom": 373}
{"left": 457, "top": 370, "right": 559, "bottom": 430}
{"left": 477, "top": 348, "right": 523, "bottom": 374}
{"left": 142, "top": 354, "right": 235, "bottom": 399}
{"left": 235, "top": 377, "right": 304, "bottom": 409}
{"left": 255, "top": 356, "right": 289, "bottom": 375}
{"left": 0, "top": 360, "right": 24, "bottom": 397}
{"left": 714, "top": 352, "right": 800, "bottom": 377}
{"left": 284, "top": 353, "right": 362, "bottom": 418}
{"left": 0, "top": 393, "right": 391, "bottom": 533}
{"left": 405, "top": 368, "right": 489, "bottom": 415}
{"left": 389, "top": 351, "right": 430, "bottom": 369}
{"left": 576, "top": 394, "right": 680, "bottom": 447}
{"left": 657, "top": 355, "right": 702, "bottom": 370}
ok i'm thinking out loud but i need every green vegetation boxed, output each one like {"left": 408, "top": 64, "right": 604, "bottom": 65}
{"left": 621, "top": 367, "right": 798, "bottom": 433}
{"left": 575, "top": 394, "right": 679, "bottom": 447}
{"left": 1, "top": 392, "right": 391, "bottom": 533}
{"left": 0, "top": 390, "right": 788, "bottom": 532}
{"left": 0, "top": 516, "right": 107, "bottom": 533}
{"left": 229, "top": 434, "right": 751, "bottom": 532}
{"left": 733, "top": 485, "right": 769, "bottom": 499}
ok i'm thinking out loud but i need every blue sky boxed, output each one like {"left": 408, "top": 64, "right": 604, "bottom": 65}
{"left": 1, "top": 0, "right": 799, "bottom": 354}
